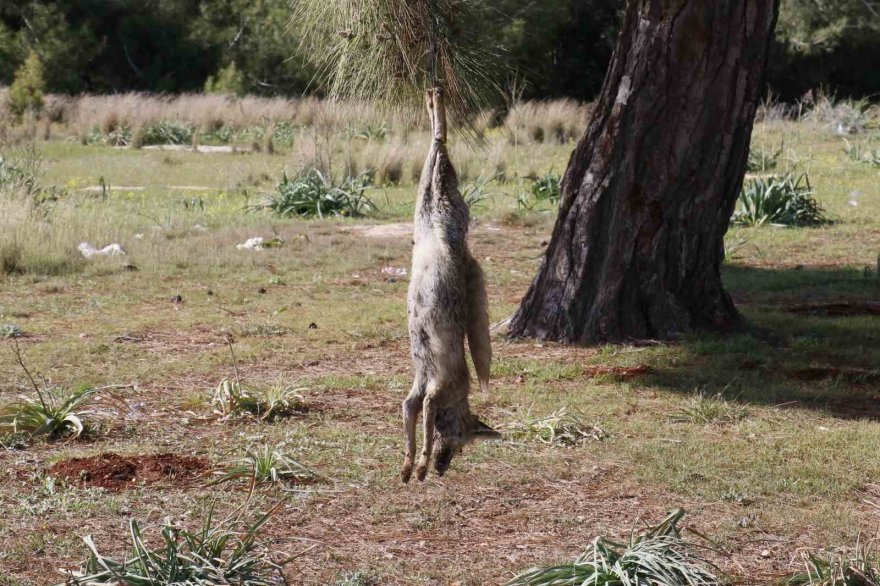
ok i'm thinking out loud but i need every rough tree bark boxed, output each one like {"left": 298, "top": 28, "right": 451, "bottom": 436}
{"left": 509, "top": 0, "right": 780, "bottom": 344}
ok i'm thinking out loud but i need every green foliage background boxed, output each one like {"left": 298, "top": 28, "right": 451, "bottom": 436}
{"left": 0, "top": 0, "right": 876, "bottom": 100}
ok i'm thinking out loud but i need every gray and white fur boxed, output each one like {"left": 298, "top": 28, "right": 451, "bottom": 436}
{"left": 400, "top": 88, "right": 498, "bottom": 483}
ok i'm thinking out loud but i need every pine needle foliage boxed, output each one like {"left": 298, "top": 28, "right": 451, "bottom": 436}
{"left": 291, "top": 0, "right": 503, "bottom": 132}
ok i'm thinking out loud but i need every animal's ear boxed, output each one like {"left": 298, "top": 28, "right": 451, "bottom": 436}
{"left": 470, "top": 417, "right": 501, "bottom": 441}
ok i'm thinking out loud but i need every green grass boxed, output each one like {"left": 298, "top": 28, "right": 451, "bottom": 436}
{"left": 0, "top": 115, "right": 878, "bottom": 584}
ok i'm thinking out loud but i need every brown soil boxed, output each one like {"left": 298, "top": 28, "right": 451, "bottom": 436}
{"left": 49, "top": 452, "right": 207, "bottom": 491}
{"left": 786, "top": 302, "right": 880, "bottom": 317}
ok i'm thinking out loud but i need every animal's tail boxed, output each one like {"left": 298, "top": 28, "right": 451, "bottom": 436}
{"left": 465, "top": 253, "right": 492, "bottom": 392}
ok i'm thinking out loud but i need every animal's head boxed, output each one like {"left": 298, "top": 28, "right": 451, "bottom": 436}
{"left": 433, "top": 414, "right": 500, "bottom": 476}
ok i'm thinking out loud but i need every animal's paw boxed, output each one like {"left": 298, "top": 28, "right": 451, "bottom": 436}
{"left": 400, "top": 463, "right": 413, "bottom": 483}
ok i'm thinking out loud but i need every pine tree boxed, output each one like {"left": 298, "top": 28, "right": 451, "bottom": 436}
{"left": 8, "top": 51, "right": 46, "bottom": 120}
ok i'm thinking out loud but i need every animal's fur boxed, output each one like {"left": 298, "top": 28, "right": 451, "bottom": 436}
{"left": 400, "top": 88, "right": 498, "bottom": 483}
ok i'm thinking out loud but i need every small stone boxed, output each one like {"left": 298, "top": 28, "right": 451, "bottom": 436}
{"left": 170, "top": 295, "right": 183, "bottom": 304}
{"left": 257, "top": 287, "right": 267, "bottom": 294}
{"left": 760, "top": 549, "right": 771, "bottom": 558}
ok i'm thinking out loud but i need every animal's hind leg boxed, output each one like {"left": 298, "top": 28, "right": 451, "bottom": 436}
{"left": 416, "top": 379, "right": 440, "bottom": 481}
{"left": 400, "top": 377, "right": 424, "bottom": 483}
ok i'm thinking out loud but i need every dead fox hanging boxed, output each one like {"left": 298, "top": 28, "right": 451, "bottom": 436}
{"left": 400, "top": 88, "right": 498, "bottom": 483}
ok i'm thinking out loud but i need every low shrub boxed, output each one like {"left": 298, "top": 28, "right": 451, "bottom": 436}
{"left": 733, "top": 172, "right": 829, "bottom": 227}
{"left": 461, "top": 174, "right": 497, "bottom": 208}
{"left": 501, "top": 407, "right": 606, "bottom": 446}
{"left": 672, "top": 392, "right": 747, "bottom": 425}
{"left": 529, "top": 171, "right": 562, "bottom": 203}
{"left": 64, "top": 501, "right": 287, "bottom": 585}
{"left": 0, "top": 323, "right": 23, "bottom": 338}
{"left": 0, "top": 385, "right": 97, "bottom": 439}
{"left": 140, "top": 120, "right": 194, "bottom": 145}
{"left": 259, "top": 169, "right": 376, "bottom": 218}
{"left": 507, "top": 509, "right": 719, "bottom": 586}
{"left": 779, "top": 539, "right": 880, "bottom": 586}
{"left": 212, "top": 378, "right": 305, "bottom": 421}
{"left": 210, "top": 442, "right": 319, "bottom": 486}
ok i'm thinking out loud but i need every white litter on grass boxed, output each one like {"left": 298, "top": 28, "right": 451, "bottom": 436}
{"left": 849, "top": 191, "right": 860, "bottom": 207}
{"left": 192, "top": 224, "right": 208, "bottom": 232}
{"left": 236, "top": 237, "right": 265, "bottom": 250}
{"left": 78, "top": 242, "right": 126, "bottom": 259}
{"left": 381, "top": 266, "right": 407, "bottom": 277}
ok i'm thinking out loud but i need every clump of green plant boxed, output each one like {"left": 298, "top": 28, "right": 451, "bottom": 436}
{"left": 780, "top": 538, "right": 880, "bottom": 586}
{"left": 747, "top": 146, "right": 781, "bottom": 171}
{"left": 672, "top": 392, "right": 747, "bottom": 425}
{"left": 211, "top": 442, "right": 319, "bottom": 486}
{"left": 0, "top": 431, "right": 29, "bottom": 450}
{"left": 0, "top": 323, "right": 23, "bottom": 338}
{"left": 0, "top": 385, "right": 97, "bottom": 440}
{"left": 259, "top": 169, "right": 376, "bottom": 218}
{"left": 212, "top": 337, "right": 305, "bottom": 421}
{"left": 65, "top": 501, "right": 287, "bottom": 585}
{"left": 141, "top": 120, "right": 194, "bottom": 145}
{"left": 502, "top": 407, "right": 606, "bottom": 446}
{"left": 212, "top": 379, "right": 304, "bottom": 421}
{"left": 352, "top": 124, "right": 387, "bottom": 142}
{"left": 462, "top": 173, "right": 497, "bottom": 207}
{"left": 0, "top": 342, "right": 97, "bottom": 439}
{"left": 0, "top": 145, "right": 43, "bottom": 200}
{"left": 733, "top": 172, "right": 830, "bottom": 227}
{"left": 507, "top": 509, "right": 719, "bottom": 586}
{"left": 842, "top": 139, "right": 880, "bottom": 168}
{"left": 7, "top": 50, "right": 46, "bottom": 119}
{"left": 529, "top": 171, "right": 562, "bottom": 203}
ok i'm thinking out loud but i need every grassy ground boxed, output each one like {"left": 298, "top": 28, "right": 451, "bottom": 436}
{"left": 0, "top": 114, "right": 879, "bottom": 585}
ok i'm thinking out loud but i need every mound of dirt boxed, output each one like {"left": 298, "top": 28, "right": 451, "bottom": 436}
{"left": 49, "top": 453, "right": 207, "bottom": 491}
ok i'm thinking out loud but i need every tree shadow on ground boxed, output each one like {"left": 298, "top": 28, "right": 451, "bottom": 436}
{"left": 636, "top": 265, "right": 880, "bottom": 420}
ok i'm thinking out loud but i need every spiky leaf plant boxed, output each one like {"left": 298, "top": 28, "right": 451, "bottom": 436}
{"left": 780, "top": 539, "right": 880, "bottom": 586}
{"left": 502, "top": 407, "right": 606, "bottom": 446}
{"left": 64, "top": 501, "right": 286, "bottom": 585}
{"left": 258, "top": 169, "right": 376, "bottom": 218}
{"left": 672, "top": 392, "right": 747, "bottom": 425}
{"left": 211, "top": 379, "right": 305, "bottom": 421}
{"left": 506, "top": 509, "right": 720, "bottom": 586}
{"left": 0, "top": 385, "right": 97, "bottom": 439}
{"left": 291, "top": 0, "right": 503, "bottom": 133}
{"left": 210, "top": 443, "right": 320, "bottom": 486}
{"left": 733, "top": 172, "right": 830, "bottom": 227}
{"left": 529, "top": 171, "right": 562, "bottom": 203}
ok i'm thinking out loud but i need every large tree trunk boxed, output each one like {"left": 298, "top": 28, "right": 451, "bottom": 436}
{"left": 509, "top": 0, "right": 780, "bottom": 344}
